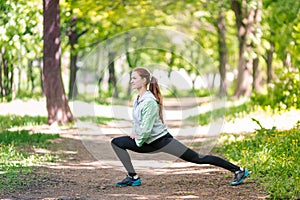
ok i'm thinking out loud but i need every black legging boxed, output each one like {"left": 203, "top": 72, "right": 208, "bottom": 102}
{"left": 111, "top": 133, "right": 240, "bottom": 174}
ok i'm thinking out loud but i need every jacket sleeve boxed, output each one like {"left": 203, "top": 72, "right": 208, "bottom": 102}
{"left": 135, "top": 100, "right": 158, "bottom": 147}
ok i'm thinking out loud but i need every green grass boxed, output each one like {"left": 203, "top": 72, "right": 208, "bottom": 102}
{"left": 216, "top": 120, "right": 300, "bottom": 199}
{"left": 0, "top": 129, "right": 59, "bottom": 147}
{"left": 0, "top": 129, "right": 60, "bottom": 193}
{"left": 77, "top": 116, "right": 115, "bottom": 125}
{"left": 188, "top": 101, "right": 254, "bottom": 126}
{"left": 0, "top": 115, "right": 47, "bottom": 129}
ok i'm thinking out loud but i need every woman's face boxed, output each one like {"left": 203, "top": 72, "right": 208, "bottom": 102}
{"left": 130, "top": 71, "right": 146, "bottom": 90}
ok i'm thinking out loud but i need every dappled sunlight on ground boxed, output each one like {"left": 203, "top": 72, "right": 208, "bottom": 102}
{"left": 0, "top": 99, "right": 287, "bottom": 199}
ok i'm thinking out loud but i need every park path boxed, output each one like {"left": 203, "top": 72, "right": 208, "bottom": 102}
{"left": 1, "top": 99, "right": 298, "bottom": 199}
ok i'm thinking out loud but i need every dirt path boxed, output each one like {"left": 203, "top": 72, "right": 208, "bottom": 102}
{"left": 2, "top": 99, "right": 293, "bottom": 199}
{"left": 0, "top": 125, "right": 268, "bottom": 200}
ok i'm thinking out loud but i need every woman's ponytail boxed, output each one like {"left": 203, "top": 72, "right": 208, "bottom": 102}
{"left": 149, "top": 76, "right": 164, "bottom": 123}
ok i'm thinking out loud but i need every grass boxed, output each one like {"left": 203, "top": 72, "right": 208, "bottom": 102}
{"left": 0, "top": 129, "right": 59, "bottom": 147}
{"left": 0, "top": 115, "right": 60, "bottom": 193}
{"left": 0, "top": 130, "right": 59, "bottom": 193}
{"left": 188, "top": 101, "right": 254, "bottom": 126}
{"left": 0, "top": 115, "right": 47, "bottom": 130}
{"left": 77, "top": 116, "right": 115, "bottom": 125}
{"left": 0, "top": 114, "right": 115, "bottom": 128}
{"left": 0, "top": 114, "right": 115, "bottom": 194}
{"left": 215, "top": 119, "right": 300, "bottom": 199}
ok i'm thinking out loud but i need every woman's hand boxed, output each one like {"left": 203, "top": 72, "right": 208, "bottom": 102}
{"left": 129, "top": 134, "right": 138, "bottom": 139}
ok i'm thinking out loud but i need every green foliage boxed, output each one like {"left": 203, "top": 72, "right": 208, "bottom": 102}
{"left": 0, "top": 0, "right": 43, "bottom": 102}
{"left": 251, "top": 69, "right": 300, "bottom": 111}
{"left": 217, "top": 120, "right": 300, "bottom": 199}
{"left": 15, "top": 90, "right": 42, "bottom": 100}
{"left": 0, "top": 115, "right": 47, "bottom": 130}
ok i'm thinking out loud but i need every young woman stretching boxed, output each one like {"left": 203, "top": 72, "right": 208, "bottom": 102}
{"left": 111, "top": 67, "right": 249, "bottom": 187}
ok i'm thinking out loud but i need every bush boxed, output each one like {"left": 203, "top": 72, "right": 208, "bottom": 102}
{"left": 251, "top": 69, "right": 299, "bottom": 111}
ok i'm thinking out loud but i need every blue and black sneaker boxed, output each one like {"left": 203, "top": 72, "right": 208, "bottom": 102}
{"left": 230, "top": 168, "right": 249, "bottom": 186}
{"left": 116, "top": 175, "right": 141, "bottom": 187}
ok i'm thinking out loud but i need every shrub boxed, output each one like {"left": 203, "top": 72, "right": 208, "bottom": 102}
{"left": 251, "top": 69, "right": 299, "bottom": 111}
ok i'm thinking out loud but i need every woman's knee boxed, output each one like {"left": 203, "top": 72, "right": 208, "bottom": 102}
{"left": 111, "top": 136, "right": 131, "bottom": 148}
{"left": 111, "top": 137, "right": 122, "bottom": 147}
{"left": 111, "top": 137, "right": 118, "bottom": 146}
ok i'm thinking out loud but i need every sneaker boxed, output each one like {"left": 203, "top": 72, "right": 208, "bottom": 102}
{"left": 230, "top": 168, "right": 249, "bottom": 186}
{"left": 116, "top": 175, "right": 141, "bottom": 187}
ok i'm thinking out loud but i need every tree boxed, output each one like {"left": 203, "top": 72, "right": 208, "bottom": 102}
{"left": 43, "top": 0, "right": 73, "bottom": 125}
{"left": 67, "top": 16, "right": 87, "bottom": 99}
{"left": 216, "top": 7, "right": 228, "bottom": 96}
{"left": 251, "top": 0, "right": 262, "bottom": 92}
{"left": 231, "top": 0, "right": 260, "bottom": 97}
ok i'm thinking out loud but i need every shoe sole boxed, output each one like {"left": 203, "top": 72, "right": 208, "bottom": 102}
{"left": 230, "top": 170, "right": 249, "bottom": 186}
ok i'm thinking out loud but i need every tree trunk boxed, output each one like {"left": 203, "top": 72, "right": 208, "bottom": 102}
{"left": 3, "top": 56, "right": 12, "bottom": 100}
{"left": 39, "top": 58, "right": 45, "bottom": 95}
{"left": 252, "top": 0, "right": 262, "bottom": 93}
{"left": 9, "top": 62, "right": 13, "bottom": 101}
{"left": 18, "top": 64, "right": 22, "bottom": 92}
{"left": 68, "top": 16, "right": 78, "bottom": 99}
{"left": 126, "top": 51, "right": 134, "bottom": 96}
{"left": 28, "top": 60, "right": 35, "bottom": 91}
{"left": 69, "top": 52, "right": 78, "bottom": 99}
{"left": 252, "top": 57, "right": 261, "bottom": 92}
{"left": 43, "top": 0, "right": 73, "bottom": 125}
{"left": 0, "top": 51, "right": 2, "bottom": 99}
{"left": 216, "top": 8, "right": 228, "bottom": 96}
{"left": 108, "top": 52, "right": 118, "bottom": 98}
{"left": 266, "top": 41, "right": 274, "bottom": 84}
{"left": 231, "top": 0, "right": 255, "bottom": 98}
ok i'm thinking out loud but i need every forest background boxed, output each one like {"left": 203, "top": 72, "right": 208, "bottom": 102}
{"left": 0, "top": 0, "right": 299, "bottom": 124}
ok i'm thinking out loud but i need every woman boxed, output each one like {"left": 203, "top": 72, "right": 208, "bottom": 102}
{"left": 111, "top": 67, "right": 249, "bottom": 187}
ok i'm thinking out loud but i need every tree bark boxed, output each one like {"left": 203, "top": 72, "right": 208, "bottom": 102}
{"left": 28, "top": 60, "right": 35, "bottom": 91}
{"left": 252, "top": 57, "right": 261, "bottom": 92}
{"left": 69, "top": 50, "right": 78, "bottom": 99}
{"left": 67, "top": 16, "right": 88, "bottom": 99}
{"left": 266, "top": 41, "right": 274, "bottom": 84}
{"left": 231, "top": 0, "right": 253, "bottom": 97}
{"left": 43, "top": 0, "right": 73, "bottom": 125}
{"left": 39, "top": 58, "right": 45, "bottom": 95}
{"left": 108, "top": 52, "right": 118, "bottom": 98}
{"left": 0, "top": 51, "right": 2, "bottom": 98}
{"left": 252, "top": 0, "right": 262, "bottom": 93}
{"left": 0, "top": 48, "right": 13, "bottom": 101}
{"left": 216, "top": 8, "right": 228, "bottom": 96}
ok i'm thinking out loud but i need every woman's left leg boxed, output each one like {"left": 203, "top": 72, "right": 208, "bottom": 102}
{"left": 111, "top": 136, "right": 160, "bottom": 186}
{"left": 152, "top": 136, "right": 249, "bottom": 185}
{"left": 111, "top": 136, "right": 157, "bottom": 175}
{"left": 158, "top": 138, "right": 240, "bottom": 172}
